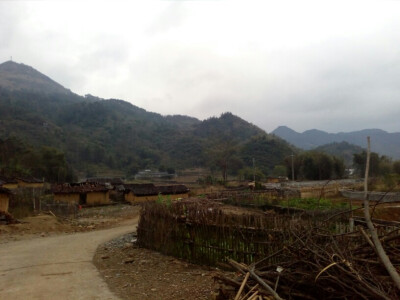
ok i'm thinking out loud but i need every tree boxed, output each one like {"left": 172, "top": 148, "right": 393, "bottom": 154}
{"left": 332, "top": 156, "right": 346, "bottom": 179}
{"left": 353, "top": 151, "right": 388, "bottom": 177}
{"left": 272, "top": 165, "right": 286, "bottom": 177}
{"left": 238, "top": 167, "right": 265, "bottom": 181}
{"left": 393, "top": 161, "right": 400, "bottom": 175}
{"left": 285, "top": 151, "right": 344, "bottom": 180}
{"left": 207, "top": 140, "right": 243, "bottom": 182}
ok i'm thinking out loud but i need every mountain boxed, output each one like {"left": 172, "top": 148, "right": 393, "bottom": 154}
{"left": 272, "top": 126, "right": 400, "bottom": 160}
{"left": 194, "top": 112, "right": 265, "bottom": 141}
{"left": 0, "top": 61, "right": 72, "bottom": 95}
{"left": 0, "top": 61, "right": 294, "bottom": 179}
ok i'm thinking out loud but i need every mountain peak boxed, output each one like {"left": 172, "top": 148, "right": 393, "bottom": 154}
{"left": 272, "top": 125, "right": 299, "bottom": 135}
{"left": 0, "top": 60, "right": 71, "bottom": 95}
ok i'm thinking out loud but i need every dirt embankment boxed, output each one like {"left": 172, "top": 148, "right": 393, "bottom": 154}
{"left": 0, "top": 205, "right": 140, "bottom": 244}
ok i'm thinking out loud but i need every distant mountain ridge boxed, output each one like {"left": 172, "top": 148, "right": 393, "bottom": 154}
{"left": 272, "top": 126, "right": 400, "bottom": 160}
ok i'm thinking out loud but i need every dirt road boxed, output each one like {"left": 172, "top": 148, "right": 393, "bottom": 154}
{"left": 0, "top": 218, "right": 138, "bottom": 300}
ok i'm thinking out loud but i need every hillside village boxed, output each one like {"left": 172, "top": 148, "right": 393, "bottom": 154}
{"left": 2, "top": 61, "right": 400, "bottom": 299}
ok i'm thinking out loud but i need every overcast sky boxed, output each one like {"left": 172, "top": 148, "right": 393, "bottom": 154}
{"left": 1, "top": 0, "right": 400, "bottom": 133}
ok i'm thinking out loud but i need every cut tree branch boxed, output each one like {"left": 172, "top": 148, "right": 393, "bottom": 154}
{"left": 363, "top": 136, "right": 400, "bottom": 289}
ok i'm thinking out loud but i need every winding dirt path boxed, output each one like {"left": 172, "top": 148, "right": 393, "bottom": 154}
{"left": 0, "top": 218, "right": 138, "bottom": 300}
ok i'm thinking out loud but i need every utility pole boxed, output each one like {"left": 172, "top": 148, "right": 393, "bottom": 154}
{"left": 291, "top": 154, "right": 294, "bottom": 181}
{"left": 252, "top": 158, "right": 255, "bottom": 183}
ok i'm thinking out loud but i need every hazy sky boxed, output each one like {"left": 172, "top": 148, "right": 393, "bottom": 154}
{"left": 1, "top": 0, "right": 400, "bottom": 133}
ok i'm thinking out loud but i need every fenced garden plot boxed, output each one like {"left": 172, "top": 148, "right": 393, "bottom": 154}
{"left": 137, "top": 199, "right": 358, "bottom": 267}
{"left": 39, "top": 199, "right": 78, "bottom": 218}
{"left": 208, "top": 189, "right": 353, "bottom": 213}
{"left": 8, "top": 187, "right": 46, "bottom": 218}
{"left": 207, "top": 190, "right": 288, "bottom": 208}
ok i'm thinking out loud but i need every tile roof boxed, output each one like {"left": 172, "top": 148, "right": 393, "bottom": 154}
{"left": 124, "top": 184, "right": 189, "bottom": 196}
{"left": 0, "top": 187, "right": 11, "bottom": 194}
{"left": 86, "top": 177, "right": 124, "bottom": 185}
{"left": 0, "top": 176, "right": 18, "bottom": 184}
{"left": 52, "top": 182, "right": 109, "bottom": 194}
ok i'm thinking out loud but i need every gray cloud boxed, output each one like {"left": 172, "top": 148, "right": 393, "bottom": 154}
{"left": 1, "top": 1, "right": 400, "bottom": 134}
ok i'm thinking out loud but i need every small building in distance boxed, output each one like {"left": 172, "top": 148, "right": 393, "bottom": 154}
{"left": 134, "top": 170, "right": 175, "bottom": 180}
{"left": 124, "top": 183, "right": 189, "bottom": 204}
{"left": 52, "top": 182, "right": 111, "bottom": 206}
{"left": 265, "top": 176, "right": 288, "bottom": 184}
{"left": 0, "top": 187, "right": 11, "bottom": 212}
{"left": 16, "top": 177, "right": 44, "bottom": 189}
{"left": 0, "top": 176, "right": 44, "bottom": 189}
{"left": 0, "top": 176, "right": 18, "bottom": 189}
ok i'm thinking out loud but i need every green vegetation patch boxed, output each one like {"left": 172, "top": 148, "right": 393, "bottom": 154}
{"left": 281, "top": 197, "right": 350, "bottom": 210}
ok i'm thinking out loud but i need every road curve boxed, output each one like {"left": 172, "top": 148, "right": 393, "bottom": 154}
{"left": 0, "top": 218, "right": 138, "bottom": 300}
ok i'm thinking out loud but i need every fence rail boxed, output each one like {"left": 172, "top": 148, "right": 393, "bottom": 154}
{"left": 340, "top": 189, "right": 400, "bottom": 202}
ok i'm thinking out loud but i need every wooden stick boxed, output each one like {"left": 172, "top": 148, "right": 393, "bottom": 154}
{"left": 358, "top": 226, "right": 375, "bottom": 249}
{"left": 247, "top": 291, "right": 259, "bottom": 300}
{"left": 235, "top": 272, "right": 250, "bottom": 300}
{"left": 240, "top": 284, "right": 259, "bottom": 300}
{"left": 248, "top": 268, "right": 284, "bottom": 300}
{"left": 363, "top": 136, "right": 400, "bottom": 290}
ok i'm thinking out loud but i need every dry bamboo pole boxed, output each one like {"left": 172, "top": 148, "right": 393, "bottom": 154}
{"left": 228, "top": 259, "right": 283, "bottom": 300}
{"left": 239, "top": 284, "right": 259, "bottom": 300}
{"left": 363, "top": 136, "right": 400, "bottom": 290}
{"left": 248, "top": 268, "right": 284, "bottom": 300}
{"left": 234, "top": 272, "right": 250, "bottom": 300}
{"left": 247, "top": 291, "right": 259, "bottom": 300}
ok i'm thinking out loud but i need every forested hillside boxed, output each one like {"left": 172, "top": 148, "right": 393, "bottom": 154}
{"left": 0, "top": 61, "right": 294, "bottom": 181}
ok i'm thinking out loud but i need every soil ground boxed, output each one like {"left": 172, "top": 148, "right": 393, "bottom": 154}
{"left": 93, "top": 233, "right": 217, "bottom": 300}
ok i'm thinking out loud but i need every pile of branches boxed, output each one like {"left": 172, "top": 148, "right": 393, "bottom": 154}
{"left": 214, "top": 226, "right": 400, "bottom": 299}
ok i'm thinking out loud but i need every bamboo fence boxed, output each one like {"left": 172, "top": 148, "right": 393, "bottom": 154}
{"left": 137, "top": 199, "right": 360, "bottom": 267}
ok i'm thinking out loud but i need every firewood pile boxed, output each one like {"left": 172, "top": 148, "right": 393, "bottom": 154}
{"left": 214, "top": 225, "right": 400, "bottom": 299}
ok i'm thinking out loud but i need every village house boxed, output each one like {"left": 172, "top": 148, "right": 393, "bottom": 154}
{"left": 0, "top": 187, "right": 11, "bottom": 212}
{"left": 124, "top": 183, "right": 189, "bottom": 204}
{"left": 52, "top": 182, "right": 111, "bottom": 206}
{"left": 16, "top": 177, "right": 44, "bottom": 189}
{"left": 0, "top": 176, "right": 18, "bottom": 189}
{"left": 0, "top": 176, "right": 44, "bottom": 189}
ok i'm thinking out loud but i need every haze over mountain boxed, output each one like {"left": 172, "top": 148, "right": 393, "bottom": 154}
{"left": 272, "top": 126, "right": 400, "bottom": 160}
{"left": 0, "top": 61, "right": 294, "bottom": 180}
